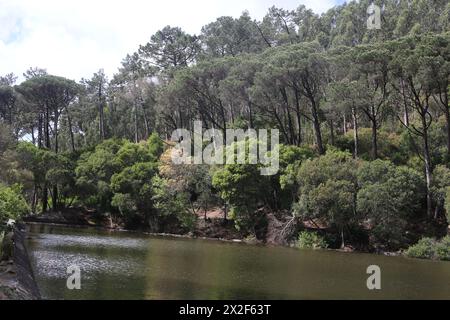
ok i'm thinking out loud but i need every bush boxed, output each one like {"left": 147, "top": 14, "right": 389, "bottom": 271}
{"left": 406, "top": 236, "right": 450, "bottom": 261}
{"left": 357, "top": 160, "right": 425, "bottom": 250}
{"left": 435, "top": 237, "right": 450, "bottom": 261}
{"left": 406, "top": 238, "right": 435, "bottom": 259}
{"left": 296, "top": 231, "right": 328, "bottom": 250}
{"left": 0, "top": 184, "right": 30, "bottom": 224}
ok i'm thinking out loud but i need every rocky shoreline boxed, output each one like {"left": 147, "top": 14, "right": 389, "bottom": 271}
{"left": 0, "top": 225, "right": 40, "bottom": 300}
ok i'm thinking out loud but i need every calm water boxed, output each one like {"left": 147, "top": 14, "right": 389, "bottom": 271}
{"left": 25, "top": 224, "right": 450, "bottom": 300}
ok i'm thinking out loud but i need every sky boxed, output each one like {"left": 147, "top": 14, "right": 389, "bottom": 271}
{"left": 0, "top": 0, "right": 344, "bottom": 83}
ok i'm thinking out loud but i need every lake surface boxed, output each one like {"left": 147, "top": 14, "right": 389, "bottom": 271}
{"left": 25, "top": 223, "right": 450, "bottom": 300}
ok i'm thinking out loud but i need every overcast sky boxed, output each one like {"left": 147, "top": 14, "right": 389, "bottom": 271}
{"left": 0, "top": 0, "right": 343, "bottom": 82}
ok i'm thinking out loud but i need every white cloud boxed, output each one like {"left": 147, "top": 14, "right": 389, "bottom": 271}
{"left": 0, "top": 0, "right": 339, "bottom": 83}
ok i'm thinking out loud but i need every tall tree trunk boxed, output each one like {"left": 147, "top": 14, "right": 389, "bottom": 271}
{"left": 310, "top": 100, "right": 324, "bottom": 154}
{"left": 52, "top": 186, "right": 58, "bottom": 211}
{"left": 31, "top": 184, "right": 38, "bottom": 213}
{"left": 38, "top": 114, "right": 43, "bottom": 148}
{"left": 67, "top": 111, "right": 75, "bottom": 152}
{"left": 329, "top": 119, "right": 335, "bottom": 146}
{"left": 98, "top": 86, "right": 105, "bottom": 141}
{"left": 248, "top": 101, "right": 254, "bottom": 129}
{"left": 422, "top": 114, "right": 433, "bottom": 218}
{"left": 343, "top": 113, "right": 348, "bottom": 134}
{"left": 134, "top": 103, "right": 139, "bottom": 143}
{"left": 45, "top": 107, "right": 51, "bottom": 149}
{"left": 31, "top": 126, "right": 35, "bottom": 145}
{"left": 443, "top": 99, "right": 450, "bottom": 158}
{"left": 53, "top": 109, "right": 59, "bottom": 211}
{"left": 142, "top": 104, "right": 150, "bottom": 139}
{"left": 294, "top": 90, "right": 302, "bottom": 145}
{"left": 42, "top": 185, "right": 48, "bottom": 213}
{"left": 352, "top": 107, "right": 359, "bottom": 158}
{"left": 401, "top": 79, "right": 410, "bottom": 126}
{"left": 370, "top": 112, "right": 378, "bottom": 159}
{"left": 54, "top": 112, "right": 58, "bottom": 153}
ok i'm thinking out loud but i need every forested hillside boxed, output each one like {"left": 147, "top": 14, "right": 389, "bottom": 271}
{"left": 1, "top": 0, "right": 449, "bottom": 257}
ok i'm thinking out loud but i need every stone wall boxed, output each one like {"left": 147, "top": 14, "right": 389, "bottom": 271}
{"left": 0, "top": 224, "right": 41, "bottom": 300}
{"left": 13, "top": 225, "right": 41, "bottom": 299}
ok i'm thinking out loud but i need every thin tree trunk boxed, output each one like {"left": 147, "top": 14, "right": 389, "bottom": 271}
{"left": 134, "top": 103, "right": 139, "bottom": 143}
{"left": 52, "top": 186, "right": 58, "bottom": 211}
{"left": 38, "top": 114, "right": 43, "bottom": 148}
{"left": 67, "top": 109, "right": 75, "bottom": 152}
{"left": 248, "top": 101, "right": 254, "bottom": 129}
{"left": 31, "top": 184, "right": 38, "bottom": 213}
{"left": 422, "top": 115, "right": 433, "bottom": 218}
{"left": 444, "top": 102, "right": 450, "bottom": 158}
{"left": 401, "top": 79, "right": 410, "bottom": 126}
{"left": 310, "top": 100, "right": 324, "bottom": 154}
{"left": 329, "top": 119, "right": 335, "bottom": 146}
{"left": 42, "top": 185, "right": 48, "bottom": 213}
{"left": 53, "top": 111, "right": 59, "bottom": 153}
{"left": 294, "top": 89, "right": 302, "bottom": 145}
{"left": 98, "top": 84, "right": 105, "bottom": 141}
{"left": 31, "top": 126, "right": 35, "bottom": 145}
{"left": 343, "top": 113, "right": 347, "bottom": 134}
{"left": 371, "top": 114, "right": 378, "bottom": 159}
{"left": 352, "top": 107, "right": 359, "bottom": 158}
{"left": 142, "top": 104, "right": 150, "bottom": 139}
{"left": 45, "top": 107, "right": 51, "bottom": 149}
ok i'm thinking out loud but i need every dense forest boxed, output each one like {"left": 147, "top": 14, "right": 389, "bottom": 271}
{"left": 1, "top": 0, "right": 450, "bottom": 258}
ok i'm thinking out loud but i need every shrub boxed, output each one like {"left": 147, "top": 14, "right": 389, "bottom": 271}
{"left": 406, "top": 236, "right": 450, "bottom": 261}
{"left": 0, "top": 184, "right": 30, "bottom": 225}
{"left": 435, "top": 236, "right": 450, "bottom": 261}
{"left": 406, "top": 238, "right": 435, "bottom": 259}
{"left": 297, "top": 231, "right": 328, "bottom": 250}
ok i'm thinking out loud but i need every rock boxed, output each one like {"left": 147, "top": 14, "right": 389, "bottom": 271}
{"left": 6, "top": 266, "right": 16, "bottom": 274}
{"left": 1, "top": 232, "right": 14, "bottom": 261}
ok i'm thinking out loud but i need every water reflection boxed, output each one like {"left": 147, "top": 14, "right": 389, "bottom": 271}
{"left": 25, "top": 224, "right": 450, "bottom": 300}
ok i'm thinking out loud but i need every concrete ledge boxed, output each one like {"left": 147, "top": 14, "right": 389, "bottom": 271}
{"left": 0, "top": 224, "right": 41, "bottom": 300}
{"left": 13, "top": 225, "right": 41, "bottom": 299}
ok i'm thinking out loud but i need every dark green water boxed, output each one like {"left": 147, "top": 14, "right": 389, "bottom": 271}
{"left": 25, "top": 224, "right": 450, "bottom": 300}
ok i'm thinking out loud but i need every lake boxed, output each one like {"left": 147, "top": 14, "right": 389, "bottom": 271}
{"left": 25, "top": 223, "right": 450, "bottom": 300}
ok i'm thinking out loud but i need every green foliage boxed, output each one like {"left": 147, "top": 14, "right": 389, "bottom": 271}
{"left": 0, "top": 1, "right": 449, "bottom": 249}
{"left": 296, "top": 231, "right": 328, "bottom": 250}
{"left": 213, "top": 163, "right": 269, "bottom": 233}
{"left": 0, "top": 184, "right": 30, "bottom": 224}
{"left": 407, "top": 236, "right": 450, "bottom": 261}
{"left": 431, "top": 165, "right": 450, "bottom": 220}
{"left": 357, "top": 160, "right": 425, "bottom": 249}
{"left": 278, "top": 144, "right": 316, "bottom": 194}
{"left": 75, "top": 136, "right": 164, "bottom": 224}
{"left": 336, "top": 128, "right": 403, "bottom": 162}
{"left": 0, "top": 123, "right": 16, "bottom": 154}
{"left": 211, "top": 139, "right": 272, "bottom": 234}
{"left": 75, "top": 139, "right": 125, "bottom": 210}
{"left": 446, "top": 188, "right": 450, "bottom": 224}
{"left": 111, "top": 162, "right": 157, "bottom": 225}
{"left": 151, "top": 175, "right": 196, "bottom": 231}
{"left": 293, "top": 150, "right": 358, "bottom": 246}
